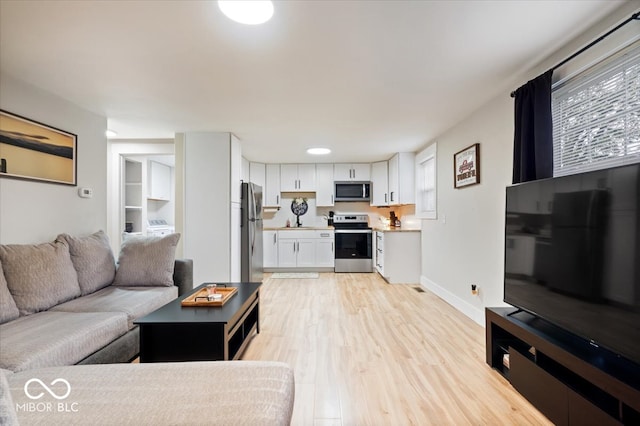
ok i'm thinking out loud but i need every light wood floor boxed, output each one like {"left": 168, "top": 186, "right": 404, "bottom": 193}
{"left": 241, "top": 272, "right": 552, "bottom": 426}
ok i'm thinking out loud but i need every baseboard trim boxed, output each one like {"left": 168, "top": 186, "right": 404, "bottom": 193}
{"left": 420, "top": 276, "right": 484, "bottom": 326}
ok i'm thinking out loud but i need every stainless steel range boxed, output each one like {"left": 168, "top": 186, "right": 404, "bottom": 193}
{"left": 333, "top": 213, "right": 373, "bottom": 273}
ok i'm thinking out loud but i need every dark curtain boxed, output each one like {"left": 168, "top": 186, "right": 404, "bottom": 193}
{"left": 512, "top": 70, "right": 553, "bottom": 184}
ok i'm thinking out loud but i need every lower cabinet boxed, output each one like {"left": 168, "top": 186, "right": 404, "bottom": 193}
{"left": 375, "top": 230, "right": 421, "bottom": 283}
{"left": 269, "top": 229, "right": 334, "bottom": 270}
{"left": 263, "top": 230, "right": 278, "bottom": 268}
{"left": 278, "top": 237, "right": 316, "bottom": 267}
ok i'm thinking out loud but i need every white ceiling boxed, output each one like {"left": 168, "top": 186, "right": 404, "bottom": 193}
{"left": 0, "top": 0, "right": 629, "bottom": 163}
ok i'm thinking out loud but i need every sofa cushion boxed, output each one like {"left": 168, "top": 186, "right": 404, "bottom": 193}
{"left": 0, "top": 261, "right": 19, "bottom": 324}
{"left": 6, "top": 361, "right": 295, "bottom": 425}
{"left": 0, "top": 239, "right": 81, "bottom": 315}
{"left": 113, "top": 233, "right": 180, "bottom": 287}
{"left": 58, "top": 230, "right": 116, "bottom": 295}
{"left": 0, "top": 311, "right": 128, "bottom": 372}
{"left": 0, "top": 369, "right": 18, "bottom": 426}
{"left": 52, "top": 285, "right": 178, "bottom": 328}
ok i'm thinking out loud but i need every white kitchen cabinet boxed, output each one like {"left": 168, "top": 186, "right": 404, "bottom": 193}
{"left": 316, "top": 163, "right": 334, "bottom": 206}
{"left": 148, "top": 160, "right": 171, "bottom": 201}
{"left": 388, "top": 152, "right": 415, "bottom": 205}
{"left": 375, "top": 231, "right": 385, "bottom": 275}
{"left": 263, "top": 230, "right": 278, "bottom": 268}
{"left": 249, "top": 162, "right": 266, "bottom": 188}
{"left": 280, "top": 164, "right": 316, "bottom": 192}
{"left": 375, "top": 230, "right": 421, "bottom": 284}
{"left": 277, "top": 230, "right": 316, "bottom": 267}
{"left": 241, "top": 157, "right": 250, "bottom": 184}
{"left": 334, "top": 163, "right": 370, "bottom": 181}
{"left": 370, "top": 161, "right": 389, "bottom": 206}
{"left": 264, "top": 164, "right": 281, "bottom": 207}
{"left": 315, "top": 230, "right": 335, "bottom": 267}
{"left": 276, "top": 229, "right": 334, "bottom": 269}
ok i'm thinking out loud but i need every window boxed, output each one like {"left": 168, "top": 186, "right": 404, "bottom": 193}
{"left": 552, "top": 42, "right": 640, "bottom": 177}
{"left": 416, "top": 143, "right": 437, "bottom": 219}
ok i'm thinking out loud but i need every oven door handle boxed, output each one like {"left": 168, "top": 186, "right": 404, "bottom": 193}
{"left": 334, "top": 229, "right": 372, "bottom": 234}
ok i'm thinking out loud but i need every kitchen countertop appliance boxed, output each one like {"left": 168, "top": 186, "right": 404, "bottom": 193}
{"left": 333, "top": 213, "right": 373, "bottom": 273}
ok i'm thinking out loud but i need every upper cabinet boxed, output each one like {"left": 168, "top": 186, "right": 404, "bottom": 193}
{"left": 148, "top": 160, "right": 172, "bottom": 201}
{"left": 249, "top": 162, "right": 266, "bottom": 188}
{"left": 316, "top": 163, "right": 334, "bottom": 206}
{"left": 370, "top": 161, "right": 389, "bottom": 206}
{"left": 264, "top": 164, "right": 281, "bottom": 207}
{"left": 280, "top": 164, "right": 316, "bottom": 192}
{"left": 334, "top": 163, "right": 370, "bottom": 181}
{"left": 388, "top": 152, "right": 415, "bottom": 205}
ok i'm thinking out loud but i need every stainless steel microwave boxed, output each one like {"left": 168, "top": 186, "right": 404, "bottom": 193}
{"left": 334, "top": 181, "right": 371, "bottom": 202}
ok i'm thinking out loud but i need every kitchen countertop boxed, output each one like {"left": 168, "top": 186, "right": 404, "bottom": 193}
{"left": 264, "top": 226, "right": 334, "bottom": 231}
{"left": 373, "top": 226, "right": 421, "bottom": 233}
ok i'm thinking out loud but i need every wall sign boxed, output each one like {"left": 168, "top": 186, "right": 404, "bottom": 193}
{"left": 454, "top": 143, "right": 480, "bottom": 189}
{"left": 0, "top": 110, "right": 77, "bottom": 186}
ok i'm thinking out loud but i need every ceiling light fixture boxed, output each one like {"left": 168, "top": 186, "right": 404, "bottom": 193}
{"left": 105, "top": 129, "right": 118, "bottom": 138}
{"left": 218, "top": 0, "right": 274, "bottom": 25}
{"left": 307, "top": 147, "right": 331, "bottom": 155}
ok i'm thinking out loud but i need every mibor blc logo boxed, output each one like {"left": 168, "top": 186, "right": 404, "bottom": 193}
{"left": 16, "top": 378, "right": 79, "bottom": 413}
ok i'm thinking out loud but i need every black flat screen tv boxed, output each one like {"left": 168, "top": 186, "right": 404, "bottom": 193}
{"left": 504, "top": 162, "right": 640, "bottom": 370}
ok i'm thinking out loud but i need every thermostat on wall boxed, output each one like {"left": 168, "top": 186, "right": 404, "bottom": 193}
{"left": 78, "top": 187, "right": 93, "bottom": 198}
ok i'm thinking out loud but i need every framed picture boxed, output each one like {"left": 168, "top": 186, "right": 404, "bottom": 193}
{"left": 454, "top": 143, "right": 480, "bottom": 188}
{"left": 0, "top": 110, "right": 77, "bottom": 186}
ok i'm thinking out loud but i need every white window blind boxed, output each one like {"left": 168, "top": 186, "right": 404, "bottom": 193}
{"left": 416, "top": 143, "right": 436, "bottom": 219}
{"left": 552, "top": 42, "right": 640, "bottom": 177}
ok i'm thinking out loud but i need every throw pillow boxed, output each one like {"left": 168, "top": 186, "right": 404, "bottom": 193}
{"left": 0, "top": 239, "right": 81, "bottom": 315}
{"left": 58, "top": 230, "right": 116, "bottom": 295}
{"left": 113, "top": 233, "right": 180, "bottom": 287}
{"left": 0, "top": 261, "right": 20, "bottom": 324}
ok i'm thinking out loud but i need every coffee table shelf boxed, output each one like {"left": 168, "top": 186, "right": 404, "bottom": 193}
{"left": 135, "top": 282, "right": 261, "bottom": 362}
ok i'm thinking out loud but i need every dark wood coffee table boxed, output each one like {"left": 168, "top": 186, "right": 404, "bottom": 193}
{"left": 134, "top": 282, "right": 260, "bottom": 362}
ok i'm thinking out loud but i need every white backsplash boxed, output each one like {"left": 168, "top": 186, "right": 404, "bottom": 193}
{"left": 263, "top": 193, "right": 420, "bottom": 229}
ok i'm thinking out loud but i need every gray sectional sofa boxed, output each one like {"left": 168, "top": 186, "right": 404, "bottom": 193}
{"left": 0, "top": 231, "right": 191, "bottom": 372}
{"left": 0, "top": 231, "right": 296, "bottom": 425}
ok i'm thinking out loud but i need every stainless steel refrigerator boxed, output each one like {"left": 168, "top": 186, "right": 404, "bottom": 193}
{"left": 241, "top": 182, "right": 264, "bottom": 282}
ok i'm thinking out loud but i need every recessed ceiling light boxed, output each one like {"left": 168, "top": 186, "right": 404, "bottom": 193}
{"left": 307, "top": 147, "right": 331, "bottom": 155}
{"left": 218, "top": 0, "right": 274, "bottom": 25}
{"left": 106, "top": 129, "right": 118, "bottom": 138}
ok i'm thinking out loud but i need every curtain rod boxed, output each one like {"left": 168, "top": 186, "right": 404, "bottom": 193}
{"left": 510, "top": 11, "right": 640, "bottom": 98}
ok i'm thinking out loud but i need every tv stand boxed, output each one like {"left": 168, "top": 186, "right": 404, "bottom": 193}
{"left": 486, "top": 307, "right": 640, "bottom": 425}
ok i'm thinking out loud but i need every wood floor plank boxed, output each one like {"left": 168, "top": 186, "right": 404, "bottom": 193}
{"left": 242, "top": 272, "right": 552, "bottom": 425}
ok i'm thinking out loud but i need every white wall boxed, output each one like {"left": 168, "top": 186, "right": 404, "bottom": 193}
{"left": 0, "top": 74, "right": 107, "bottom": 244}
{"left": 418, "top": 3, "right": 639, "bottom": 325}
{"left": 420, "top": 95, "right": 513, "bottom": 324}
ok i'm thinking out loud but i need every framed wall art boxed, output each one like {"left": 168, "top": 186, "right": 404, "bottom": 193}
{"left": 0, "top": 110, "right": 77, "bottom": 186}
{"left": 454, "top": 143, "right": 480, "bottom": 189}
